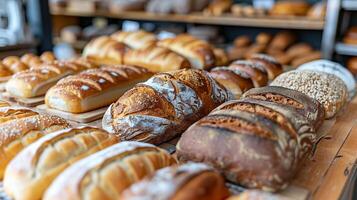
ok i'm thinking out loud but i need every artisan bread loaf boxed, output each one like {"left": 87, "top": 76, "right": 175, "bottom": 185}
{"left": 4, "top": 126, "right": 119, "bottom": 200}
{"left": 83, "top": 36, "right": 128, "bottom": 65}
{"left": 6, "top": 59, "right": 96, "bottom": 98}
{"left": 43, "top": 141, "right": 176, "bottom": 200}
{"left": 203, "top": 0, "right": 232, "bottom": 16}
{"left": 120, "top": 163, "right": 230, "bottom": 200}
{"left": 213, "top": 48, "right": 229, "bottom": 66}
{"left": 124, "top": 46, "right": 191, "bottom": 72}
{"left": 111, "top": 30, "right": 157, "bottom": 49}
{"left": 103, "top": 69, "right": 232, "bottom": 144}
{"left": 0, "top": 100, "right": 9, "bottom": 107}
{"left": 0, "top": 107, "right": 70, "bottom": 179}
{"left": 0, "top": 62, "right": 12, "bottom": 77}
{"left": 45, "top": 65, "right": 153, "bottom": 113}
{"left": 248, "top": 54, "right": 283, "bottom": 80}
{"left": 157, "top": 34, "right": 216, "bottom": 70}
{"left": 230, "top": 60, "right": 269, "bottom": 87}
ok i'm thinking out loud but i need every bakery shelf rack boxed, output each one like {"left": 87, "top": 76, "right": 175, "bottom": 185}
{"left": 335, "top": 43, "right": 357, "bottom": 56}
{"left": 342, "top": 0, "right": 357, "bottom": 11}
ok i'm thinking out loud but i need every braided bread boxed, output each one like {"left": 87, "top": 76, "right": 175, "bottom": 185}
{"left": 120, "top": 163, "right": 229, "bottom": 200}
{"left": 45, "top": 65, "right": 153, "bottom": 113}
{"left": 0, "top": 107, "right": 70, "bottom": 179}
{"left": 83, "top": 36, "right": 128, "bottom": 65}
{"left": 6, "top": 58, "right": 97, "bottom": 98}
{"left": 103, "top": 69, "right": 232, "bottom": 144}
{"left": 124, "top": 46, "right": 191, "bottom": 72}
{"left": 43, "top": 141, "right": 176, "bottom": 200}
{"left": 111, "top": 30, "right": 157, "bottom": 49}
{"left": 4, "top": 126, "right": 119, "bottom": 200}
{"left": 157, "top": 34, "right": 216, "bottom": 70}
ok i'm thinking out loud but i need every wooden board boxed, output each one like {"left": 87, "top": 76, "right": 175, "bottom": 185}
{"left": 1, "top": 92, "right": 44, "bottom": 107}
{"left": 36, "top": 104, "right": 108, "bottom": 123}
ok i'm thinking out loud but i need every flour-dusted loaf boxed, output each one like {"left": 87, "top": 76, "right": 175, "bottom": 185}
{"left": 4, "top": 126, "right": 119, "bottom": 200}
{"left": 45, "top": 65, "right": 153, "bottom": 113}
{"left": 103, "top": 69, "right": 232, "bottom": 144}
{"left": 124, "top": 46, "right": 191, "bottom": 72}
{"left": 120, "top": 162, "right": 229, "bottom": 200}
{"left": 43, "top": 141, "right": 177, "bottom": 200}
{"left": 6, "top": 58, "right": 97, "bottom": 98}
{"left": 177, "top": 86, "right": 324, "bottom": 192}
{"left": 83, "top": 36, "right": 128, "bottom": 65}
{"left": 111, "top": 30, "right": 157, "bottom": 49}
{"left": 157, "top": 34, "right": 216, "bottom": 70}
{"left": 0, "top": 107, "right": 70, "bottom": 179}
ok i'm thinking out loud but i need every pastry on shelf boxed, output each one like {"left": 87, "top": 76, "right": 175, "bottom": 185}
{"left": 343, "top": 26, "right": 357, "bottom": 45}
{"left": 203, "top": 0, "right": 232, "bottom": 16}
{"left": 109, "top": 0, "right": 147, "bottom": 12}
{"left": 307, "top": 2, "right": 326, "bottom": 19}
{"left": 231, "top": 4, "right": 266, "bottom": 17}
{"left": 234, "top": 35, "right": 251, "bottom": 48}
{"left": 347, "top": 57, "right": 357, "bottom": 75}
{"left": 269, "top": 1, "right": 311, "bottom": 16}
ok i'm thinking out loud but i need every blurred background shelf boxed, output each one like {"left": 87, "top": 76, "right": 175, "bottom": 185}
{"left": 342, "top": 0, "right": 357, "bottom": 11}
{"left": 335, "top": 43, "right": 357, "bottom": 56}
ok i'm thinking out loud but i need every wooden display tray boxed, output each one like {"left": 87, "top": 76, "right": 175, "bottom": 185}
{"left": 36, "top": 104, "right": 108, "bottom": 123}
{"left": 1, "top": 92, "right": 44, "bottom": 107}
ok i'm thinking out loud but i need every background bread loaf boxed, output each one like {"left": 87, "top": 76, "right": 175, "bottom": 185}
{"left": 111, "top": 30, "right": 157, "bottom": 49}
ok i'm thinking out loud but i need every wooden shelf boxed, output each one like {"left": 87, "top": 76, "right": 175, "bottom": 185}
{"left": 335, "top": 43, "right": 357, "bottom": 56}
{"left": 342, "top": 0, "right": 357, "bottom": 11}
{"left": 50, "top": 10, "right": 325, "bottom": 30}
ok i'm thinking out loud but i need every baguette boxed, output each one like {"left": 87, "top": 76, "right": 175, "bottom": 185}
{"left": 124, "top": 46, "right": 191, "bottom": 72}
{"left": 102, "top": 69, "right": 232, "bottom": 144}
{"left": 6, "top": 59, "right": 97, "bottom": 98}
{"left": 120, "top": 163, "right": 230, "bottom": 200}
{"left": 157, "top": 34, "right": 216, "bottom": 70}
{"left": 83, "top": 36, "right": 128, "bottom": 65}
{"left": 43, "top": 141, "right": 177, "bottom": 200}
{"left": 0, "top": 107, "right": 70, "bottom": 179}
{"left": 4, "top": 126, "right": 119, "bottom": 200}
{"left": 111, "top": 30, "right": 157, "bottom": 49}
{"left": 45, "top": 65, "right": 153, "bottom": 113}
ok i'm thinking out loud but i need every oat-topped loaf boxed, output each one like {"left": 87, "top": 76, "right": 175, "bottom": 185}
{"left": 271, "top": 70, "right": 347, "bottom": 118}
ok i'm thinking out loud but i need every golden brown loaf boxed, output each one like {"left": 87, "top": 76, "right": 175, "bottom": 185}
{"left": 20, "top": 53, "right": 43, "bottom": 68}
{"left": 203, "top": 0, "right": 232, "bottom": 16}
{"left": 102, "top": 69, "right": 232, "bottom": 144}
{"left": 120, "top": 163, "right": 230, "bottom": 200}
{"left": 291, "top": 51, "right": 321, "bottom": 67}
{"left": 45, "top": 65, "right": 153, "bottom": 113}
{"left": 213, "top": 48, "right": 229, "bottom": 66}
{"left": 248, "top": 54, "right": 283, "bottom": 80}
{"left": 343, "top": 26, "right": 357, "bottom": 45}
{"left": 347, "top": 57, "right": 357, "bottom": 75}
{"left": 1, "top": 56, "right": 29, "bottom": 77}
{"left": 157, "top": 34, "right": 216, "bottom": 70}
{"left": 111, "top": 30, "right": 157, "bottom": 49}
{"left": 270, "top": 1, "right": 310, "bottom": 16}
{"left": 124, "top": 46, "right": 191, "bottom": 72}
{"left": 0, "top": 107, "right": 70, "bottom": 179}
{"left": 40, "top": 51, "right": 57, "bottom": 63}
{"left": 4, "top": 126, "right": 119, "bottom": 200}
{"left": 83, "top": 36, "right": 128, "bottom": 65}
{"left": 268, "top": 31, "right": 296, "bottom": 51}
{"left": 255, "top": 32, "right": 272, "bottom": 46}
{"left": 286, "top": 43, "right": 313, "bottom": 59}
{"left": 0, "top": 62, "right": 12, "bottom": 77}
{"left": 230, "top": 60, "right": 269, "bottom": 87}
{"left": 6, "top": 59, "right": 97, "bottom": 98}
{"left": 0, "top": 100, "right": 9, "bottom": 107}
{"left": 43, "top": 141, "right": 177, "bottom": 200}
{"left": 233, "top": 35, "right": 251, "bottom": 48}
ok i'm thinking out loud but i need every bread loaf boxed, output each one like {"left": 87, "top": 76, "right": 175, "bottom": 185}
{"left": 203, "top": 0, "right": 232, "bottom": 16}
{"left": 0, "top": 62, "right": 12, "bottom": 77}
{"left": 124, "top": 46, "right": 191, "bottom": 72}
{"left": 83, "top": 36, "right": 128, "bottom": 65}
{"left": 43, "top": 141, "right": 176, "bottom": 200}
{"left": 6, "top": 59, "right": 96, "bottom": 98}
{"left": 269, "top": 1, "right": 310, "bottom": 16}
{"left": 4, "top": 126, "right": 119, "bottom": 200}
{"left": 343, "top": 26, "right": 357, "bottom": 45}
{"left": 0, "top": 100, "right": 9, "bottom": 107}
{"left": 45, "top": 65, "right": 153, "bottom": 113}
{"left": 157, "top": 34, "right": 216, "bottom": 70}
{"left": 248, "top": 54, "right": 283, "bottom": 80}
{"left": 20, "top": 53, "right": 43, "bottom": 68}
{"left": 230, "top": 60, "right": 269, "bottom": 87}
{"left": 213, "top": 48, "right": 229, "bottom": 66}
{"left": 0, "top": 107, "right": 70, "bottom": 179}
{"left": 1, "top": 56, "right": 29, "bottom": 75}
{"left": 111, "top": 30, "right": 157, "bottom": 49}
{"left": 120, "top": 163, "right": 230, "bottom": 200}
{"left": 103, "top": 69, "right": 232, "bottom": 144}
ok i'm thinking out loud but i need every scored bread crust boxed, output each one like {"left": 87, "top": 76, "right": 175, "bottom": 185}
{"left": 45, "top": 65, "right": 153, "bottom": 113}
{"left": 124, "top": 46, "right": 191, "bottom": 72}
{"left": 4, "top": 126, "right": 119, "bottom": 200}
{"left": 249, "top": 54, "right": 283, "bottom": 80}
{"left": 111, "top": 30, "right": 157, "bottom": 49}
{"left": 120, "top": 163, "right": 230, "bottom": 200}
{"left": 157, "top": 34, "right": 216, "bottom": 70}
{"left": 102, "top": 69, "right": 232, "bottom": 144}
{"left": 0, "top": 108, "right": 70, "bottom": 179}
{"left": 229, "top": 60, "right": 269, "bottom": 88}
{"left": 43, "top": 141, "right": 177, "bottom": 200}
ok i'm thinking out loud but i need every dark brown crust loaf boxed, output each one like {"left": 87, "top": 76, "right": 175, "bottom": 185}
{"left": 248, "top": 54, "right": 283, "bottom": 80}
{"left": 229, "top": 60, "right": 269, "bottom": 87}
{"left": 120, "top": 163, "right": 230, "bottom": 200}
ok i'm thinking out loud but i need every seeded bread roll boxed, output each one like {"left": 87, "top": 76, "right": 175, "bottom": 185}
{"left": 271, "top": 70, "right": 347, "bottom": 118}
{"left": 43, "top": 141, "right": 177, "bottom": 200}
{"left": 249, "top": 54, "right": 283, "bottom": 80}
{"left": 0, "top": 107, "right": 70, "bottom": 179}
{"left": 230, "top": 60, "right": 269, "bottom": 87}
{"left": 4, "top": 126, "right": 119, "bottom": 200}
{"left": 120, "top": 163, "right": 230, "bottom": 200}
{"left": 111, "top": 30, "right": 157, "bottom": 49}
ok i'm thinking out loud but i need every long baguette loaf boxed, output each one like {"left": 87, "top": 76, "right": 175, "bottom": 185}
{"left": 124, "top": 46, "right": 191, "bottom": 72}
{"left": 157, "top": 34, "right": 216, "bottom": 70}
{"left": 43, "top": 141, "right": 177, "bottom": 200}
{"left": 120, "top": 163, "right": 230, "bottom": 200}
{"left": 45, "top": 65, "right": 153, "bottom": 113}
{"left": 6, "top": 58, "right": 97, "bottom": 98}
{"left": 4, "top": 126, "right": 119, "bottom": 200}
{"left": 83, "top": 36, "right": 128, "bottom": 65}
{"left": 102, "top": 69, "right": 232, "bottom": 144}
{"left": 0, "top": 107, "right": 70, "bottom": 179}
{"left": 111, "top": 30, "right": 157, "bottom": 49}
